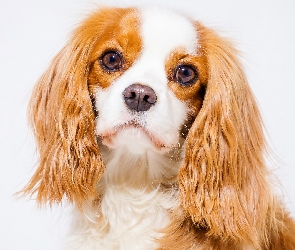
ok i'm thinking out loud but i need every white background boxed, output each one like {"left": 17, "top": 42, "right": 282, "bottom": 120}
{"left": 1, "top": 0, "right": 294, "bottom": 249}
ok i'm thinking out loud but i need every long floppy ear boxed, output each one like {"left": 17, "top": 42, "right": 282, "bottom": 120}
{"left": 179, "top": 23, "right": 273, "bottom": 246}
{"left": 21, "top": 19, "right": 105, "bottom": 205}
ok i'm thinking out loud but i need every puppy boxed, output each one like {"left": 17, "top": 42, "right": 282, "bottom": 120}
{"left": 22, "top": 6, "right": 295, "bottom": 249}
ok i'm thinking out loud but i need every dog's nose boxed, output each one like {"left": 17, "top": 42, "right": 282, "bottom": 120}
{"left": 123, "top": 84, "right": 157, "bottom": 112}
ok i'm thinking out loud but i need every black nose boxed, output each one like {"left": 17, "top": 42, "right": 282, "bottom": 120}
{"left": 123, "top": 84, "right": 157, "bottom": 112}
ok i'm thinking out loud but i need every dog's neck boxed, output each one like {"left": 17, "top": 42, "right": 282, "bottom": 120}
{"left": 97, "top": 142, "right": 184, "bottom": 191}
{"left": 67, "top": 142, "right": 184, "bottom": 249}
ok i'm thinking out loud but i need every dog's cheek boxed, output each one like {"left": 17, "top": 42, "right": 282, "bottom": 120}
{"left": 169, "top": 84, "right": 205, "bottom": 139}
{"left": 92, "top": 83, "right": 129, "bottom": 135}
{"left": 182, "top": 84, "right": 206, "bottom": 135}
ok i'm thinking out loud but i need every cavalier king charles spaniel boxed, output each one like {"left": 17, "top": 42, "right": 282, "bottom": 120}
{"left": 22, "top": 6, "right": 295, "bottom": 249}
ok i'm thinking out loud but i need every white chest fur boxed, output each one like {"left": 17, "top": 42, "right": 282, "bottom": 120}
{"left": 66, "top": 143, "right": 182, "bottom": 250}
{"left": 67, "top": 187, "right": 178, "bottom": 250}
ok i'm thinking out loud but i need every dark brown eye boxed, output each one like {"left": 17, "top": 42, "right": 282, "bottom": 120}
{"left": 100, "top": 51, "right": 123, "bottom": 71}
{"left": 175, "top": 65, "right": 198, "bottom": 86}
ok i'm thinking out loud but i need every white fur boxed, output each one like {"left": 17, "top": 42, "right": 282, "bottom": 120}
{"left": 66, "top": 145, "right": 182, "bottom": 249}
{"left": 67, "top": 186, "right": 179, "bottom": 250}
{"left": 67, "top": 7, "right": 199, "bottom": 249}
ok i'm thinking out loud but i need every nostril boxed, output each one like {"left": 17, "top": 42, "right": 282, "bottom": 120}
{"left": 123, "top": 90, "right": 136, "bottom": 99}
{"left": 144, "top": 93, "right": 156, "bottom": 105}
{"left": 143, "top": 95, "right": 149, "bottom": 102}
{"left": 131, "top": 92, "right": 136, "bottom": 98}
{"left": 123, "top": 84, "right": 157, "bottom": 112}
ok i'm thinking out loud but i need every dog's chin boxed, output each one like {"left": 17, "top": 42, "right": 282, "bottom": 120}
{"left": 100, "top": 127, "right": 170, "bottom": 155}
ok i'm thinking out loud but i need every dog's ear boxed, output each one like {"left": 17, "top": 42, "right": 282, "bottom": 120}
{"left": 179, "top": 23, "right": 273, "bottom": 245}
{"left": 21, "top": 18, "right": 105, "bottom": 206}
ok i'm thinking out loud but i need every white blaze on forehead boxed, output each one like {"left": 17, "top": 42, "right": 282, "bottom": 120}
{"left": 139, "top": 7, "right": 198, "bottom": 59}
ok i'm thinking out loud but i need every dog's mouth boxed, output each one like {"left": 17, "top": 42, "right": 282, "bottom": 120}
{"left": 99, "top": 120, "right": 168, "bottom": 153}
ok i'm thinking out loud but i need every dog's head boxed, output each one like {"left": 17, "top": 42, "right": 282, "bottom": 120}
{"left": 23, "top": 6, "right": 270, "bottom": 240}
{"left": 90, "top": 8, "right": 206, "bottom": 157}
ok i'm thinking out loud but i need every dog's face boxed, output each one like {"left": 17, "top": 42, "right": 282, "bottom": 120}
{"left": 88, "top": 7, "right": 206, "bottom": 155}
{"left": 24, "top": 7, "right": 270, "bottom": 240}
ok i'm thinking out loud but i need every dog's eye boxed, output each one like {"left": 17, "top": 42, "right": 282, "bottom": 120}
{"left": 175, "top": 65, "right": 198, "bottom": 86}
{"left": 100, "top": 51, "right": 123, "bottom": 71}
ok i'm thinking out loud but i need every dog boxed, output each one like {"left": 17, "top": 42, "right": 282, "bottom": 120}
{"left": 22, "top": 6, "right": 295, "bottom": 249}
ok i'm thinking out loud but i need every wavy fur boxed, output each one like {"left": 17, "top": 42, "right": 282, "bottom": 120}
{"left": 21, "top": 7, "right": 295, "bottom": 249}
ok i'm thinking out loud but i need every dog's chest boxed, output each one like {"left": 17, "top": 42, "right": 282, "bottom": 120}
{"left": 68, "top": 187, "right": 179, "bottom": 250}
{"left": 99, "top": 187, "right": 178, "bottom": 249}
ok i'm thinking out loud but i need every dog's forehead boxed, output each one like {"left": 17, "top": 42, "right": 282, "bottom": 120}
{"left": 139, "top": 7, "right": 198, "bottom": 57}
